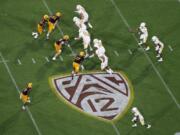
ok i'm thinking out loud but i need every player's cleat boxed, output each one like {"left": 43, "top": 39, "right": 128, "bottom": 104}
{"left": 32, "top": 32, "right": 38, "bottom": 39}
{"left": 52, "top": 57, "right": 56, "bottom": 61}
{"left": 156, "top": 54, "right": 160, "bottom": 58}
{"left": 147, "top": 124, "right": 151, "bottom": 129}
{"left": 107, "top": 68, "right": 113, "bottom": 74}
{"left": 132, "top": 124, "right": 137, "bottom": 127}
{"left": 145, "top": 46, "right": 150, "bottom": 51}
{"left": 22, "top": 106, "right": 26, "bottom": 110}
{"left": 88, "top": 22, "right": 93, "bottom": 28}
{"left": 158, "top": 58, "right": 163, "bottom": 62}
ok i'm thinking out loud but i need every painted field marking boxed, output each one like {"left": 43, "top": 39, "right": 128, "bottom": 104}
{"left": 45, "top": 56, "right": 50, "bottom": 62}
{"left": 41, "top": 0, "right": 75, "bottom": 55}
{"left": 128, "top": 49, "right": 133, "bottom": 55}
{"left": 32, "top": 58, "right": 36, "bottom": 64}
{"left": 0, "top": 52, "right": 42, "bottom": 135}
{"left": 168, "top": 45, "right": 173, "bottom": 52}
{"left": 175, "top": 132, "right": 180, "bottom": 135}
{"left": 109, "top": 0, "right": 180, "bottom": 109}
{"left": 111, "top": 123, "right": 121, "bottom": 135}
{"left": 114, "top": 50, "right": 119, "bottom": 56}
{"left": 17, "top": 59, "right": 22, "bottom": 65}
{"left": 0, "top": 60, "right": 9, "bottom": 63}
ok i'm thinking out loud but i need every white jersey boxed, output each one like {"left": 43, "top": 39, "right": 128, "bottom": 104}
{"left": 153, "top": 39, "right": 164, "bottom": 50}
{"left": 139, "top": 26, "right": 148, "bottom": 36}
{"left": 96, "top": 46, "right": 105, "bottom": 57}
{"left": 75, "top": 20, "right": 87, "bottom": 30}
{"left": 132, "top": 108, "right": 145, "bottom": 125}
{"left": 95, "top": 46, "right": 108, "bottom": 70}
{"left": 79, "top": 29, "right": 91, "bottom": 49}
{"left": 77, "top": 9, "right": 89, "bottom": 23}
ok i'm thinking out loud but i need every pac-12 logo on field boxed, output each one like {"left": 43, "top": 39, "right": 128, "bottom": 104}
{"left": 50, "top": 72, "right": 133, "bottom": 121}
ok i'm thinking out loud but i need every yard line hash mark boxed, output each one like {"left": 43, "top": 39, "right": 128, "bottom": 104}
{"left": 0, "top": 52, "right": 42, "bottom": 135}
{"left": 109, "top": 0, "right": 180, "bottom": 109}
{"left": 32, "top": 58, "right": 36, "bottom": 64}
{"left": 45, "top": 56, "right": 50, "bottom": 62}
{"left": 168, "top": 45, "right": 173, "bottom": 52}
{"left": 114, "top": 51, "right": 119, "bottom": 56}
{"left": 17, "top": 59, "right": 22, "bottom": 65}
{"left": 128, "top": 49, "right": 133, "bottom": 55}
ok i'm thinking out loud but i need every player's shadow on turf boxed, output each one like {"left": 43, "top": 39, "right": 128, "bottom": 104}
{"left": 0, "top": 111, "right": 21, "bottom": 134}
{"left": 132, "top": 64, "right": 153, "bottom": 85}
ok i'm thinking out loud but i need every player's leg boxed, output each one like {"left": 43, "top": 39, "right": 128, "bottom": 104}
{"left": 52, "top": 44, "right": 62, "bottom": 60}
{"left": 157, "top": 47, "right": 163, "bottom": 62}
{"left": 131, "top": 116, "right": 138, "bottom": 127}
{"left": 47, "top": 22, "right": 55, "bottom": 39}
{"left": 72, "top": 62, "right": 80, "bottom": 79}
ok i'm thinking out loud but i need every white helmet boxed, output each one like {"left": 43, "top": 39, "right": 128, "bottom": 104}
{"left": 76, "top": 4, "right": 83, "bottom": 11}
{"left": 73, "top": 17, "right": 79, "bottom": 22}
{"left": 131, "top": 107, "right": 138, "bottom": 113}
{"left": 152, "top": 36, "right": 158, "bottom": 42}
{"left": 140, "top": 22, "right": 146, "bottom": 28}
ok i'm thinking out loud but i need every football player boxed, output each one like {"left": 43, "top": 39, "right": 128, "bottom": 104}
{"left": 75, "top": 28, "right": 92, "bottom": 57}
{"left": 73, "top": 16, "right": 87, "bottom": 31}
{"left": 131, "top": 107, "right": 151, "bottom": 129}
{"left": 71, "top": 51, "right": 85, "bottom": 79}
{"left": 75, "top": 4, "right": 93, "bottom": 29}
{"left": 20, "top": 83, "right": 32, "bottom": 110}
{"left": 52, "top": 35, "right": 69, "bottom": 60}
{"left": 32, "top": 14, "right": 49, "bottom": 39}
{"left": 46, "top": 12, "right": 61, "bottom": 39}
{"left": 138, "top": 22, "right": 150, "bottom": 51}
{"left": 93, "top": 39, "right": 113, "bottom": 74}
{"left": 152, "top": 36, "right": 164, "bottom": 62}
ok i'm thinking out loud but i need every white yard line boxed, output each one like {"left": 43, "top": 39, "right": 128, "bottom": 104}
{"left": 109, "top": 0, "right": 180, "bottom": 109}
{"left": 32, "top": 58, "right": 36, "bottom": 64}
{"left": 114, "top": 50, "right": 119, "bottom": 56}
{"left": 111, "top": 123, "right": 121, "bottom": 135}
{"left": 0, "top": 52, "right": 42, "bottom": 135}
{"left": 0, "top": 60, "right": 9, "bottom": 63}
{"left": 41, "top": 0, "right": 75, "bottom": 55}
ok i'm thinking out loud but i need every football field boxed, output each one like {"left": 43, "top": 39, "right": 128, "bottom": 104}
{"left": 0, "top": 0, "right": 180, "bottom": 135}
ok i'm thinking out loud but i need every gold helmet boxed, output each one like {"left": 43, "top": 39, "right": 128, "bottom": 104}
{"left": 43, "top": 14, "right": 49, "bottom": 20}
{"left": 63, "top": 35, "right": 69, "bottom": 40}
{"left": 79, "top": 51, "right": 85, "bottom": 57}
{"left": 56, "top": 12, "right": 61, "bottom": 17}
{"left": 27, "top": 83, "right": 33, "bottom": 88}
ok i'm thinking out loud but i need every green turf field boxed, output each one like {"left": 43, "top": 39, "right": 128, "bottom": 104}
{"left": 0, "top": 0, "right": 180, "bottom": 135}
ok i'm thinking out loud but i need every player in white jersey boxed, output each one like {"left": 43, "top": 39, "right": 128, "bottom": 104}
{"left": 93, "top": 39, "right": 113, "bottom": 74}
{"left": 73, "top": 16, "right": 87, "bottom": 30}
{"left": 131, "top": 107, "right": 151, "bottom": 129}
{"left": 75, "top": 28, "right": 92, "bottom": 57}
{"left": 75, "top": 4, "right": 93, "bottom": 28}
{"left": 138, "top": 22, "right": 150, "bottom": 51}
{"left": 152, "top": 36, "right": 164, "bottom": 62}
